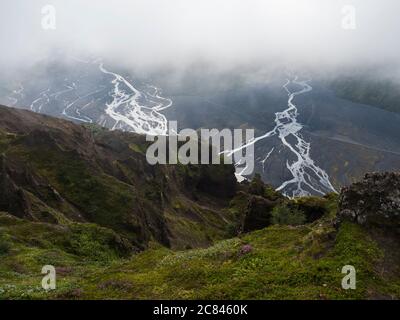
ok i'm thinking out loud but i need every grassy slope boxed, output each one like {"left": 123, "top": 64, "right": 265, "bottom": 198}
{"left": 1, "top": 205, "right": 398, "bottom": 300}
{"left": 0, "top": 108, "right": 398, "bottom": 299}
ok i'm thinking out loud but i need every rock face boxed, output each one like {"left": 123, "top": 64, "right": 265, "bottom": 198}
{"left": 338, "top": 172, "right": 400, "bottom": 233}
{"left": 237, "top": 175, "right": 282, "bottom": 233}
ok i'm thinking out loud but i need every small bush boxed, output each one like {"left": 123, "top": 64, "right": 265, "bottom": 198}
{"left": 67, "top": 223, "right": 133, "bottom": 261}
{"left": 0, "top": 237, "right": 11, "bottom": 255}
{"left": 271, "top": 204, "right": 306, "bottom": 226}
{"left": 225, "top": 222, "right": 240, "bottom": 237}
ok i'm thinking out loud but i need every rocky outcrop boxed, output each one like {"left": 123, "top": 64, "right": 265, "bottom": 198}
{"left": 338, "top": 172, "right": 400, "bottom": 233}
{"left": 236, "top": 175, "right": 281, "bottom": 233}
{"left": 292, "top": 196, "right": 330, "bottom": 223}
{"left": 242, "top": 195, "right": 275, "bottom": 232}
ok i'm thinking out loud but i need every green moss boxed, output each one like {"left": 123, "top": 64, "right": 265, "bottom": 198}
{"left": 271, "top": 204, "right": 306, "bottom": 226}
{"left": 128, "top": 143, "right": 145, "bottom": 154}
{"left": 7, "top": 144, "right": 142, "bottom": 240}
{"left": 0, "top": 132, "right": 397, "bottom": 299}
{"left": 0, "top": 217, "right": 397, "bottom": 300}
{"left": 67, "top": 223, "right": 132, "bottom": 261}
{"left": 0, "top": 236, "right": 11, "bottom": 256}
{"left": 225, "top": 192, "right": 249, "bottom": 236}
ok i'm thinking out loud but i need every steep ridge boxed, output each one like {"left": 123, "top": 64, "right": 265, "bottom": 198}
{"left": 0, "top": 105, "right": 236, "bottom": 250}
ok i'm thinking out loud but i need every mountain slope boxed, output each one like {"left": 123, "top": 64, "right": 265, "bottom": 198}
{"left": 1, "top": 202, "right": 398, "bottom": 299}
{"left": 0, "top": 105, "right": 237, "bottom": 250}
{"left": 0, "top": 105, "right": 398, "bottom": 300}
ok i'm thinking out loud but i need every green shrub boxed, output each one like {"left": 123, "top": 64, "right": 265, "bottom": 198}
{"left": 225, "top": 222, "right": 240, "bottom": 237}
{"left": 0, "top": 236, "right": 11, "bottom": 255}
{"left": 271, "top": 204, "right": 306, "bottom": 226}
{"left": 68, "top": 224, "right": 131, "bottom": 262}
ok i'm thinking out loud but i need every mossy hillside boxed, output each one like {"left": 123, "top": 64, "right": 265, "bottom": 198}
{"left": 1, "top": 105, "right": 258, "bottom": 251}
{"left": 165, "top": 193, "right": 238, "bottom": 249}
{"left": 1, "top": 209, "right": 398, "bottom": 300}
{"left": 224, "top": 183, "right": 336, "bottom": 236}
{"left": 0, "top": 213, "right": 132, "bottom": 260}
{"left": 165, "top": 209, "right": 228, "bottom": 249}
{"left": 0, "top": 213, "right": 137, "bottom": 299}
{"left": 7, "top": 142, "right": 144, "bottom": 237}
{"left": 0, "top": 107, "right": 398, "bottom": 299}
{"left": 1, "top": 118, "right": 241, "bottom": 250}
{"left": 78, "top": 222, "right": 398, "bottom": 299}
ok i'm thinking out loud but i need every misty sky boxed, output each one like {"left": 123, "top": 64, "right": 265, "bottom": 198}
{"left": 0, "top": 0, "right": 399, "bottom": 72}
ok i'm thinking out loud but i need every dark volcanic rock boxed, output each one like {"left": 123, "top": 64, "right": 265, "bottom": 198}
{"left": 338, "top": 172, "right": 400, "bottom": 233}
{"left": 248, "top": 174, "right": 265, "bottom": 196}
{"left": 234, "top": 173, "right": 283, "bottom": 233}
{"left": 291, "top": 196, "right": 330, "bottom": 223}
{"left": 242, "top": 195, "right": 275, "bottom": 232}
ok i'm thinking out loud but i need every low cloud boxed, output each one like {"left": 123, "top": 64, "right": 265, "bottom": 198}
{"left": 0, "top": 0, "right": 399, "bottom": 74}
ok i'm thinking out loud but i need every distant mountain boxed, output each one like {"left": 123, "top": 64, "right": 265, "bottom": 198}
{"left": 330, "top": 76, "right": 400, "bottom": 114}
